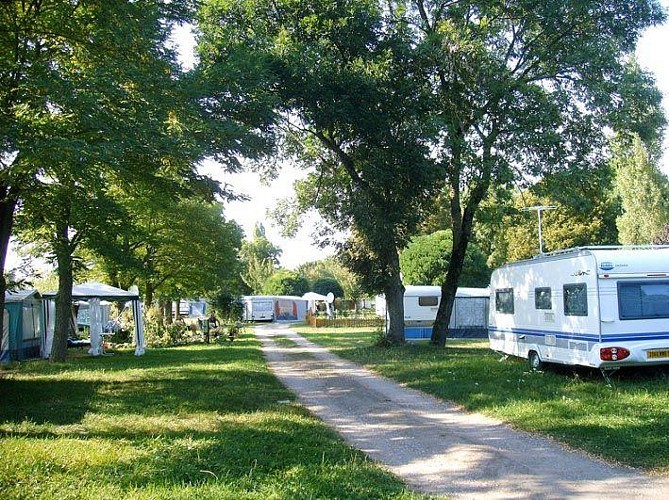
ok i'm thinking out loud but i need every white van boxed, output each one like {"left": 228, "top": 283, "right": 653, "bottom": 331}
{"left": 376, "top": 285, "right": 489, "bottom": 339}
{"left": 488, "top": 246, "right": 669, "bottom": 371}
{"left": 242, "top": 296, "right": 274, "bottom": 322}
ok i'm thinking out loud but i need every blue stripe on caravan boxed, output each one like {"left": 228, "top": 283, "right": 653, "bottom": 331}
{"left": 601, "top": 333, "right": 669, "bottom": 342}
{"left": 488, "top": 327, "right": 598, "bottom": 342}
{"left": 490, "top": 327, "right": 669, "bottom": 343}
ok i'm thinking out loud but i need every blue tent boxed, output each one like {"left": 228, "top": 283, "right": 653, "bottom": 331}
{"left": 1, "top": 290, "right": 44, "bottom": 363}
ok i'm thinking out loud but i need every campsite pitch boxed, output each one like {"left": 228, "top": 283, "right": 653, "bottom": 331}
{"left": 258, "top": 323, "right": 669, "bottom": 499}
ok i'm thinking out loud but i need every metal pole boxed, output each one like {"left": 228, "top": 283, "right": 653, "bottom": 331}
{"left": 522, "top": 205, "right": 557, "bottom": 255}
{"left": 538, "top": 208, "right": 544, "bottom": 254}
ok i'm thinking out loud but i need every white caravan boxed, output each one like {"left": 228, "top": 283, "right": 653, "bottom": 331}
{"left": 376, "top": 285, "right": 489, "bottom": 339}
{"left": 242, "top": 296, "right": 274, "bottom": 322}
{"left": 488, "top": 246, "right": 669, "bottom": 371}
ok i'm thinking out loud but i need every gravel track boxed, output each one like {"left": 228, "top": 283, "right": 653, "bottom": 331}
{"left": 257, "top": 323, "right": 669, "bottom": 499}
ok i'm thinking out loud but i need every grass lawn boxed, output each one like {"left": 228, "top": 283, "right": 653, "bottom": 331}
{"left": 294, "top": 326, "right": 669, "bottom": 473}
{"left": 0, "top": 337, "right": 425, "bottom": 499}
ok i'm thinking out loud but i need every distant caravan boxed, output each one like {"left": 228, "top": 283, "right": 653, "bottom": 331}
{"left": 242, "top": 295, "right": 308, "bottom": 322}
{"left": 242, "top": 296, "right": 274, "bottom": 322}
{"left": 375, "top": 285, "right": 489, "bottom": 339}
{"left": 488, "top": 246, "right": 669, "bottom": 373}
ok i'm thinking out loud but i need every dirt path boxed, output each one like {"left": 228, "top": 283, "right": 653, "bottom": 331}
{"left": 256, "top": 323, "right": 669, "bottom": 499}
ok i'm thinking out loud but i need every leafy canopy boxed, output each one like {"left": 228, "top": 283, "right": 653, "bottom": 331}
{"left": 400, "top": 231, "right": 491, "bottom": 288}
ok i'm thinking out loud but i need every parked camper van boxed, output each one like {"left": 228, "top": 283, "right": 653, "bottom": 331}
{"left": 376, "top": 285, "right": 489, "bottom": 339}
{"left": 489, "top": 246, "right": 669, "bottom": 371}
{"left": 242, "top": 295, "right": 308, "bottom": 322}
{"left": 243, "top": 296, "right": 274, "bottom": 322}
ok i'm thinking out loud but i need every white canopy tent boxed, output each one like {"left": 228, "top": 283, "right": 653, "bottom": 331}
{"left": 302, "top": 292, "right": 332, "bottom": 317}
{"left": 42, "top": 282, "right": 145, "bottom": 357}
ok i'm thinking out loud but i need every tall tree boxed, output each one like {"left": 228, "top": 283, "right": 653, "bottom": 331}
{"left": 400, "top": 0, "right": 666, "bottom": 345}
{"left": 263, "top": 270, "right": 309, "bottom": 296}
{"left": 199, "top": 0, "right": 444, "bottom": 342}
{"left": 2, "top": 1, "right": 202, "bottom": 361}
{"left": 296, "top": 257, "right": 361, "bottom": 301}
{"left": 613, "top": 134, "right": 669, "bottom": 244}
{"left": 483, "top": 190, "right": 619, "bottom": 265}
{"left": 239, "top": 223, "right": 282, "bottom": 294}
{"left": 400, "top": 231, "right": 490, "bottom": 288}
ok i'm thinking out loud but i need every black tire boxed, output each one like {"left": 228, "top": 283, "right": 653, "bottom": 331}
{"left": 528, "top": 350, "right": 544, "bottom": 371}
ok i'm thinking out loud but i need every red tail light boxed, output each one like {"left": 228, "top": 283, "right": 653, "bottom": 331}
{"left": 600, "top": 347, "right": 630, "bottom": 361}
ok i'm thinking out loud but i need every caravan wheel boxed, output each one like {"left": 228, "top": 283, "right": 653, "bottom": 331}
{"left": 528, "top": 351, "right": 544, "bottom": 371}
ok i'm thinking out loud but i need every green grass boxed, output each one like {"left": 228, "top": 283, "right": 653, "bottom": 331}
{"left": 294, "top": 326, "right": 669, "bottom": 473}
{"left": 0, "top": 338, "right": 425, "bottom": 499}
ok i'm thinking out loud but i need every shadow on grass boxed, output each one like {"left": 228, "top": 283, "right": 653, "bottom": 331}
{"left": 0, "top": 341, "right": 283, "bottom": 426}
{"left": 0, "top": 378, "right": 97, "bottom": 425}
{"left": 0, "top": 341, "right": 418, "bottom": 498}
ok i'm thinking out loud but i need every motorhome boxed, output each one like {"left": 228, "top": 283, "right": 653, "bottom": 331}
{"left": 488, "top": 246, "right": 669, "bottom": 371}
{"left": 242, "top": 296, "right": 308, "bottom": 322}
{"left": 376, "top": 285, "right": 489, "bottom": 339}
{"left": 242, "top": 296, "right": 275, "bottom": 322}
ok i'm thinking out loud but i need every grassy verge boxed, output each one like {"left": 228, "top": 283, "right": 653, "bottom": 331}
{"left": 294, "top": 326, "right": 669, "bottom": 473}
{"left": 0, "top": 337, "right": 424, "bottom": 499}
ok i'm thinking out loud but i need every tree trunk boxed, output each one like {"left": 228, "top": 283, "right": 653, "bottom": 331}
{"left": 383, "top": 249, "right": 405, "bottom": 344}
{"left": 384, "top": 276, "right": 405, "bottom": 344}
{"left": 432, "top": 230, "right": 470, "bottom": 346}
{"left": 145, "top": 282, "right": 154, "bottom": 308}
{"left": 50, "top": 219, "right": 74, "bottom": 362}
{"left": 0, "top": 185, "right": 18, "bottom": 364}
{"left": 161, "top": 300, "right": 172, "bottom": 324}
{"left": 174, "top": 299, "right": 182, "bottom": 320}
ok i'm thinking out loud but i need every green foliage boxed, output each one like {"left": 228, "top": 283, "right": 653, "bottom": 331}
{"left": 263, "top": 269, "right": 309, "bottom": 296}
{"left": 478, "top": 182, "right": 618, "bottom": 267}
{"left": 312, "top": 277, "right": 345, "bottom": 298}
{"left": 397, "top": 0, "right": 665, "bottom": 339}
{"left": 612, "top": 134, "right": 669, "bottom": 244}
{"left": 400, "top": 231, "right": 491, "bottom": 288}
{"left": 240, "top": 223, "right": 282, "bottom": 265}
{"left": 200, "top": 1, "right": 443, "bottom": 343}
{"left": 296, "top": 257, "right": 362, "bottom": 299}
{"left": 239, "top": 223, "right": 282, "bottom": 294}
{"left": 1, "top": 0, "right": 274, "bottom": 360}
{"left": 88, "top": 194, "right": 245, "bottom": 305}
{"left": 652, "top": 224, "right": 669, "bottom": 245}
{"left": 209, "top": 293, "right": 244, "bottom": 322}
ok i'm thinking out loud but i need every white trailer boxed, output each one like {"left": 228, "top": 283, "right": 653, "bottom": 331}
{"left": 488, "top": 246, "right": 669, "bottom": 371}
{"left": 242, "top": 296, "right": 274, "bottom": 322}
{"left": 376, "top": 285, "right": 490, "bottom": 339}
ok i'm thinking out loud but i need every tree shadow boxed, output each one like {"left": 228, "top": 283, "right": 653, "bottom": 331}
{"left": 0, "top": 342, "right": 415, "bottom": 498}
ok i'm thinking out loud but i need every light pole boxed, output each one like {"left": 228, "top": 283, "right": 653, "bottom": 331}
{"left": 523, "top": 205, "right": 557, "bottom": 254}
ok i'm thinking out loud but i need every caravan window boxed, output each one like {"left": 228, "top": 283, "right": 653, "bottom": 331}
{"left": 564, "top": 283, "right": 588, "bottom": 316}
{"left": 618, "top": 281, "right": 669, "bottom": 320}
{"left": 418, "top": 296, "right": 439, "bottom": 307}
{"left": 495, "top": 289, "right": 514, "bottom": 314}
{"left": 534, "top": 288, "right": 552, "bottom": 310}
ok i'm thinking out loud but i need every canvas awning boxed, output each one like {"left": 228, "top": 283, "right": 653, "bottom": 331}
{"left": 43, "top": 282, "right": 145, "bottom": 357}
{"left": 302, "top": 292, "right": 332, "bottom": 316}
{"left": 43, "top": 282, "right": 139, "bottom": 301}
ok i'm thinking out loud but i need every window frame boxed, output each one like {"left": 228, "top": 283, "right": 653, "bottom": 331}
{"left": 534, "top": 287, "right": 552, "bottom": 310}
{"left": 495, "top": 288, "right": 514, "bottom": 314}
{"left": 563, "top": 283, "right": 588, "bottom": 317}
{"left": 617, "top": 280, "right": 669, "bottom": 321}
{"left": 418, "top": 296, "right": 439, "bottom": 307}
